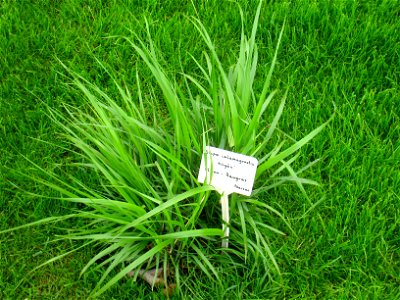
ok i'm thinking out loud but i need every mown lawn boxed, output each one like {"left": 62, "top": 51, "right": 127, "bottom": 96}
{"left": 1, "top": 0, "right": 399, "bottom": 299}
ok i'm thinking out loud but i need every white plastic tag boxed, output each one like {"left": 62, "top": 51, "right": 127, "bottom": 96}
{"left": 197, "top": 146, "right": 258, "bottom": 196}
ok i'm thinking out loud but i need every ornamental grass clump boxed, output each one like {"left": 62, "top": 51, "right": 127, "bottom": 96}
{"left": 3, "top": 1, "right": 329, "bottom": 297}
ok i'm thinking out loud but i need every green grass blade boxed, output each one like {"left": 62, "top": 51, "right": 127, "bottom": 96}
{"left": 257, "top": 119, "right": 330, "bottom": 177}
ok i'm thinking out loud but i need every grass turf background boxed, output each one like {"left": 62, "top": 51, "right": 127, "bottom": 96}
{"left": 1, "top": 0, "right": 399, "bottom": 299}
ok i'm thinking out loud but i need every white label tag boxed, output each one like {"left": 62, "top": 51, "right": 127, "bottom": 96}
{"left": 197, "top": 146, "right": 258, "bottom": 196}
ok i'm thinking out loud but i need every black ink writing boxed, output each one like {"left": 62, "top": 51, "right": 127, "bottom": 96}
{"left": 217, "top": 162, "right": 233, "bottom": 170}
{"left": 221, "top": 154, "right": 255, "bottom": 167}
{"left": 206, "top": 168, "right": 221, "bottom": 176}
{"left": 234, "top": 184, "right": 250, "bottom": 192}
{"left": 205, "top": 150, "right": 220, "bottom": 157}
{"left": 226, "top": 172, "right": 247, "bottom": 183}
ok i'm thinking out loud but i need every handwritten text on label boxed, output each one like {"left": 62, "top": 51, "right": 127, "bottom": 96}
{"left": 197, "top": 146, "right": 258, "bottom": 196}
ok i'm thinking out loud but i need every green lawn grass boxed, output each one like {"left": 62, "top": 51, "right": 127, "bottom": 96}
{"left": 1, "top": 0, "right": 399, "bottom": 299}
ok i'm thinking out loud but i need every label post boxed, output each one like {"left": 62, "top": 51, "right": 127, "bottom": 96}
{"left": 198, "top": 146, "right": 258, "bottom": 247}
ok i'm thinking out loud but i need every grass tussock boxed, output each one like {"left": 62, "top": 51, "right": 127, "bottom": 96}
{"left": 1, "top": 0, "right": 399, "bottom": 298}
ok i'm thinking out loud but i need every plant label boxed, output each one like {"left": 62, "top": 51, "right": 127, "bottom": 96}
{"left": 198, "top": 146, "right": 258, "bottom": 196}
